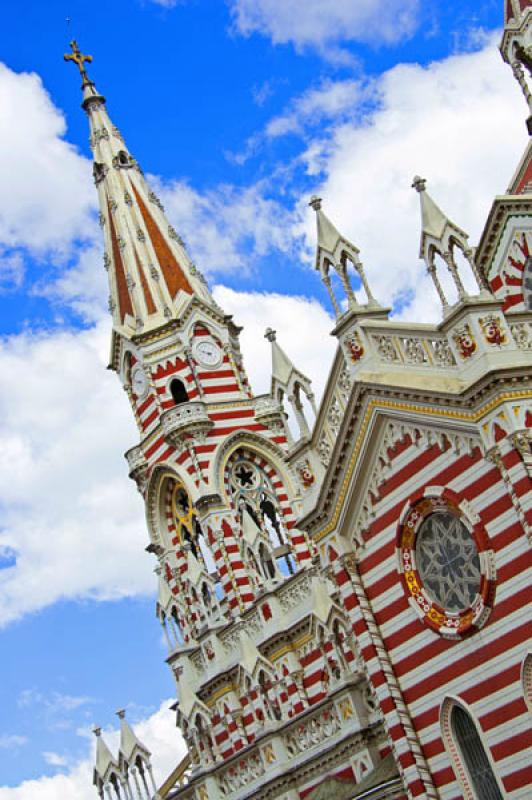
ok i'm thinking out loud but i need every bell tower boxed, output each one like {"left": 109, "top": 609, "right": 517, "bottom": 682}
{"left": 65, "top": 41, "right": 388, "bottom": 800}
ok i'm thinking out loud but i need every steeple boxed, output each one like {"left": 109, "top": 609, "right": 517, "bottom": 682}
{"left": 412, "top": 176, "right": 487, "bottom": 312}
{"left": 309, "top": 196, "right": 378, "bottom": 317}
{"left": 500, "top": 0, "right": 532, "bottom": 132}
{"left": 92, "top": 727, "right": 119, "bottom": 799}
{"left": 265, "top": 327, "right": 316, "bottom": 441}
{"left": 64, "top": 41, "right": 213, "bottom": 338}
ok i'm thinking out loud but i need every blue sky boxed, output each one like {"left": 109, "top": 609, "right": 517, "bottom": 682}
{"left": 0, "top": 0, "right": 528, "bottom": 795}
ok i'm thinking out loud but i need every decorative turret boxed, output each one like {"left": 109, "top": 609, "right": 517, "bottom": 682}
{"left": 309, "top": 196, "right": 379, "bottom": 317}
{"left": 500, "top": 0, "right": 532, "bottom": 132}
{"left": 64, "top": 41, "right": 213, "bottom": 338}
{"left": 92, "top": 727, "right": 121, "bottom": 800}
{"left": 412, "top": 176, "right": 487, "bottom": 313}
{"left": 92, "top": 713, "right": 157, "bottom": 800}
{"left": 265, "top": 327, "right": 316, "bottom": 442}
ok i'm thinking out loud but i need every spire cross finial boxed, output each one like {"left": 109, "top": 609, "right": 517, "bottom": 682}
{"left": 64, "top": 40, "right": 93, "bottom": 85}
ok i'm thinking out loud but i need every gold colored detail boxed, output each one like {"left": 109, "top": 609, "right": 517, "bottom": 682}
{"left": 64, "top": 40, "right": 93, "bottom": 84}
{"left": 264, "top": 744, "right": 276, "bottom": 764}
{"left": 315, "top": 390, "right": 532, "bottom": 543}
{"left": 339, "top": 699, "right": 354, "bottom": 720}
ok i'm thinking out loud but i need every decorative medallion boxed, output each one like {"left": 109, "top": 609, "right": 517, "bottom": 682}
{"left": 297, "top": 460, "right": 315, "bottom": 489}
{"left": 397, "top": 488, "right": 495, "bottom": 638}
{"left": 345, "top": 331, "right": 365, "bottom": 362}
{"left": 479, "top": 314, "right": 507, "bottom": 346}
{"left": 453, "top": 324, "right": 477, "bottom": 359}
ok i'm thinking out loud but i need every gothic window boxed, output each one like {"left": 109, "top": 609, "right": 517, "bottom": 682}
{"left": 416, "top": 511, "right": 481, "bottom": 612}
{"left": 450, "top": 705, "right": 503, "bottom": 800}
{"left": 227, "top": 452, "right": 296, "bottom": 577}
{"left": 397, "top": 491, "right": 495, "bottom": 637}
{"left": 170, "top": 378, "right": 188, "bottom": 406}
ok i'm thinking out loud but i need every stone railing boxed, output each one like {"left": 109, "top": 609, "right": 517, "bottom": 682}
{"left": 160, "top": 402, "right": 214, "bottom": 446}
{"left": 368, "top": 331, "right": 457, "bottom": 368}
{"left": 284, "top": 703, "right": 342, "bottom": 758}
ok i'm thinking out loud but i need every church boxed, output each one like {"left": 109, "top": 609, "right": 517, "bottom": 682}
{"left": 64, "top": 1, "right": 532, "bottom": 798}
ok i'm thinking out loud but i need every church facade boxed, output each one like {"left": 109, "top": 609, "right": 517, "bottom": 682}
{"left": 66, "top": 2, "right": 532, "bottom": 798}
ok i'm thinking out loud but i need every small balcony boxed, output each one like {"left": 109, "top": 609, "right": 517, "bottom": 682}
{"left": 160, "top": 401, "right": 214, "bottom": 446}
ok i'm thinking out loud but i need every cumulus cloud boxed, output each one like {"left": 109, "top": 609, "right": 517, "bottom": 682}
{"left": 0, "top": 288, "right": 335, "bottom": 625}
{"left": 288, "top": 37, "right": 528, "bottom": 321}
{"left": 0, "top": 700, "right": 185, "bottom": 800}
{"left": 230, "top": 0, "right": 421, "bottom": 54}
{"left": 0, "top": 321, "right": 150, "bottom": 626}
{"left": 0, "top": 64, "right": 96, "bottom": 256}
{"left": 154, "top": 178, "right": 300, "bottom": 277}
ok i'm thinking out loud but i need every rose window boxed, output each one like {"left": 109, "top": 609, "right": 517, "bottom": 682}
{"left": 415, "top": 511, "right": 481, "bottom": 612}
{"left": 397, "top": 490, "right": 496, "bottom": 638}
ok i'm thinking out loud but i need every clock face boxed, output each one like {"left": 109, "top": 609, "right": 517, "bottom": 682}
{"left": 131, "top": 366, "right": 148, "bottom": 397}
{"left": 193, "top": 339, "right": 222, "bottom": 368}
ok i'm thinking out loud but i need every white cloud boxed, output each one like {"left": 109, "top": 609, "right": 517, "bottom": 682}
{"left": 155, "top": 178, "right": 300, "bottom": 277}
{"left": 0, "top": 288, "right": 334, "bottom": 625}
{"left": 0, "top": 700, "right": 185, "bottom": 800}
{"left": 18, "top": 690, "right": 93, "bottom": 714}
{"left": 288, "top": 37, "right": 528, "bottom": 322}
{"left": 0, "top": 64, "right": 96, "bottom": 257}
{"left": 213, "top": 286, "right": 336, "bottom": 400}
{"left": 0, "top": 321, "right": 150, "bottom": 626}
{"left": 230, "top": 0, "right": 420, "bottom": 53}
{"left": 42, "top": 753, "right": 68, "bottom": 768}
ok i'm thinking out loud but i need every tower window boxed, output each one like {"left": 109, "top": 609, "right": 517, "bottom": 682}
{"left": 118, "top": 150, "right": 129, "bottom": 166}
{"left": 170, "top": 378, "right": 188, "bottom": 406}
{"left": 451, "top": 705, "right": 503, "bottom": 800}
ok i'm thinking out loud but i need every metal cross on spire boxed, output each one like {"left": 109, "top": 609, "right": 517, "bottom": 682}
{"left": 64, "top": 40, "right": 93, "bottom": 85}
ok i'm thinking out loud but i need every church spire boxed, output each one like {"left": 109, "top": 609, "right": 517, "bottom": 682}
{"left": 309, "top": 196, "right": 379, "bottom": 317}
{"left": 412, "top": 176, "right": 487, "bottom": 312}
{"left": 64, "top": 41, "right": 214, "bottom": 338}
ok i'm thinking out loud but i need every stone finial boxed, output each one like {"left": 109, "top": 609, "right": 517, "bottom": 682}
{"left": 93, "top": 726, "right": 102, "bottom": 737}
{"left": 309, "top": 195, "right": 322, "bottom": 211}
{"left": 412, "top": 175, "right": 427, "bottom": 193}
{"left": 264, "top": 328, "right": 277, "bottom": 342}
{"left": 116, "top": 709, "right": 126, "bottom": 720}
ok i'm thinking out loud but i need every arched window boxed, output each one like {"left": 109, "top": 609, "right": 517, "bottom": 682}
{"left": 226, "top": 451, "right": 297, "bottom": 577}
{"left": 170, "top": 378, "right": 188, "bottom": 406}
{"left": 442, "top": 699, "right": 503, "bottom": 800}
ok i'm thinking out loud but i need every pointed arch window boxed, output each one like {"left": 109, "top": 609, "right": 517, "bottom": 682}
{"left": 170, "top": 378, "right": 188, "bottom": 406}
{"left": 227, "top": 451, "right": 297, "bottom": 577}
{"left": 442, "top": 699, "right": 503, "bottom": 800}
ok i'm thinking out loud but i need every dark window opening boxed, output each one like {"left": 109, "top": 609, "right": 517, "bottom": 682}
{"left": 170, "top": 379, "right": 188, "bottom": 406}
{"left": 452, "top": 705, "right": 503, "bottom": 800}
{"left": 118, "top": 150, "right": 130, "bottom": 166}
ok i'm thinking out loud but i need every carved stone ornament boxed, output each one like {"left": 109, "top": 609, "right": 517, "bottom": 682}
{"left": 284, "top": 705, "right": 341, "bottom": 758}
{"left": 327, "top": 398, "right": 342, "bottom": 434}
{"left": 374, "top": 335, "right": 399, "bottom": 362}
{"left": 510, "top": 321, "right": 532, "bottom": 349}
{"left": 432, "top": 338, "right": 456, "bottom": 367}
{"left": 148, "top": 191, "right": 165, "bottom": 212}
{"left": 479, "top": 314, "right": 507, "bottom": 346}
{"left": 345, "top": 331, "right": 365, "bottom": 362}
{"left": 296, "top": 460, "right": 315, "bottom": 489}
{"left": 453, "top": 324, "right": 477, "bottom": 359}
{"left": 318, "top": 434, "right": 332, "bottom": 467}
